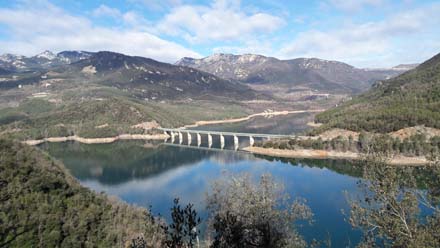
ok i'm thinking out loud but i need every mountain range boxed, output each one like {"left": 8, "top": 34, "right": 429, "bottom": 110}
{"left": 176, "top": 54, "right": 417, "bottom": 93}
{"left": 0, "top": 50, "right": 419, "bottom": 100}
{"left": 0, "top": 51, "right": 262, "bottom": 101}
{"left": 0, "top": 49, "right": 436, "bottom": 141}
{"left": 61, "top": 51, "right": 260, "bottom": 100}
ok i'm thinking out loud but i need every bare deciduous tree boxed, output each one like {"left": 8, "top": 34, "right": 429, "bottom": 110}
{"left": 206, "top": 173, "right": 313, "bottom": 248}
{"left": 347, "top": 156, "right": 440, "bottom": 247}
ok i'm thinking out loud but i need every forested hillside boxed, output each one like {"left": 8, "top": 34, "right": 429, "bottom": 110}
{"left": 0, "top": 139, "right": 163, "bottom": 247}
{"left": 315, "top": 52, "right": 440, "bottom": 133}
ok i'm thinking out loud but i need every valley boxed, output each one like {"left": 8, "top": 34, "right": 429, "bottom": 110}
{"left": 1, "top": 49, "right": 439, "bottom": 248}
{"left": 2, "top": 1, "right": 440, "bottom": 247}
{"left": 0, "top": 50, "right": 415, "bottom": 143}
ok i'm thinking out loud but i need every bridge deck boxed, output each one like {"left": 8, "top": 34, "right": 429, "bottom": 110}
{"left": 158, "top": 127, "right": 295, "bottom": 139}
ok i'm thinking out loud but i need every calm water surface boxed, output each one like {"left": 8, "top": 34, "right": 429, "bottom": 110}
{"left": 40, "top": 140, "right": 364, "bottom": 247}
{"left": 188, "top": 112, "right": 314, "bottom": 134}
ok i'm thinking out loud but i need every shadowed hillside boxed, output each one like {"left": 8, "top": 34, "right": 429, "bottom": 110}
{"left": 0, "top": 139, "right": 163, "bottom": 247}
{"left": 0, "top": 51, "right": 264, "bottom": 101}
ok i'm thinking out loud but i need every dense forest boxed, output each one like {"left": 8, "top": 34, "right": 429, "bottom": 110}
{"left": 0, "top": 139, "right": 163, "bottom": 247}
{"left": 257, "top": 133, "right": 440, "bottom": 160}
{"left": 314, "top": 52, "right": 440, "bottom": 133}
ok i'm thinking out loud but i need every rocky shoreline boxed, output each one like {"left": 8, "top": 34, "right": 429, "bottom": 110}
{"left": 23, "top": 133, "right": 169, "bottom": 146}
{"left": 243, "top": 146, "right": 430, "bottom": 166}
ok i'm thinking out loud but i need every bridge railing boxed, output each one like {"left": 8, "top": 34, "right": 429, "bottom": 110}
{"left": 158, "top": 127, "right": 296, "bottom": 139}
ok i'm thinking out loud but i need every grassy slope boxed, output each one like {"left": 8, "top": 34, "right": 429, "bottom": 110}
{"left": 0, "top": 96, "right": 250, "bottom": 140}
{"left": 314, "top": 53, "right": 440, "bottom": 133}
{"left": 0, "top": 139, "right": 162, "bottom": 247}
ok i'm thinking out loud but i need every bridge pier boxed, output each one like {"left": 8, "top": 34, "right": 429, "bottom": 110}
{"left": 197, "top": 133, "right": 201, "bottom": 146}
{"left": 171, "top": 131, "right": 175, "bottom": 143}
{"left": 220, "top": 134, "right": 225, "bottom": 149}
{"left": 234, "top": 135, "right": 239, "bottom": 150}
{"left": 187, "top": 133, "right": 192, "bottom": 145}
{"left": 208, "top": 133, "right": 213, "bottom": 148}
{"left": 163, "top": 131, "right": 169, "bottom": 142}
{"left": 249, "top": 136, "right": 255, "bottom": 147}
{"left": 178, "top": 132, "right": 183, "bottom": 145}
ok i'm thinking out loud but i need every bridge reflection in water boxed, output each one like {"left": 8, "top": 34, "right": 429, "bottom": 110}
{"left": 159, "top": 128, "right": 296, "bottom": 151}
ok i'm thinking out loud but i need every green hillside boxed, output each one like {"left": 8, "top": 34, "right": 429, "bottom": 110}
{"left": 0, "top": 139, "right": 163, "bottom": 247}
{"left": 315, "top": 52, "right": 440, "bottom": 133}
{"left": 0, "top": 96, "right": 250, "bottom": 140}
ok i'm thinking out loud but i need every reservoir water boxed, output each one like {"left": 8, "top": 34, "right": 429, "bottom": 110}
{"left": 40, "top": 139, "right": 364, "bottom": 247}
{"left": 187, "top": 112, "right": 314, "bottom": 134}
{"left": 40, "top": 112, "right": 434, "bottom": 247}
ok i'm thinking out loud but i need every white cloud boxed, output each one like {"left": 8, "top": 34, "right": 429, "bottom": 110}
{"left": 279, "top": 3, "right": 440, "bottom": 67}
{"left": 121, "top": 11, "right": 152, "bottom": 29}
{"left": 0, "top": 1, "right": 201, "bottom": 62}
{"left": 92, "top": 4, "right": 121, "bottom": 18}
{"left": 92, "top": 4, "right": 151, "bottom": 30}
{"left": 157, "top": 0, "right": 285, "bottom": 43}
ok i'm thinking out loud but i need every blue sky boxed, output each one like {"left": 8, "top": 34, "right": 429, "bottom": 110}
{"left": 0, "top": 0, "right": 439, "bottom": 67}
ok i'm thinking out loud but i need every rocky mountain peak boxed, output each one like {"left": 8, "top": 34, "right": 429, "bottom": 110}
{"left": 201, "top": 53, "right": 270, "bottom": 64}
{"left": 35, "top": 50, "right": 57, "bottom": 60}
{"left": 204, "top": 53, "right": 235, "bottom": 62}
{"left": 175, "top": 57, "right": 197, "bottom": 65}
{"left": 0, "top": 50, "right": 96, "bottom": 71}
{"left": 57, "top": 51, "right": 94, "bottom": 63}
{"left": 0, "top": 53, "right": 24, "bottom": 62}
{"left": 236, "top": 54, "right": 268, "bottom": 64}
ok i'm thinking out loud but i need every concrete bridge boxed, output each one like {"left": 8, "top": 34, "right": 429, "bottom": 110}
{"left": 159, "top": 128, "right": 296, "bottom": 150}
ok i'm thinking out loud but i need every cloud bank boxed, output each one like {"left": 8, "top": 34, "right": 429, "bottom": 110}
{"left": 0, "top": 1, "right": 201, "bottom": 62}
{"left": 157, "top": 0, "right": 285, "bottom": 43}
{"left": 279, "top": 2, "right": 440, "bottom": 67}
{"left": 0, "top": 0, "right": 439, "bottom": 67}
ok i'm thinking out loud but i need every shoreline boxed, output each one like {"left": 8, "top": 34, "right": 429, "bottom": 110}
{"left": 22, "top": 134, "right": 431, "bottom": 166}
{"left": 243, "top": 146, "right": 430, "bottom": 166}
{"left": 181, "top": 109, "right": 324, "bottom": 129}
{"left": 20, "top": 109, "right": 324, "bottom": 146}
{"left": 23, "top": 133, "right": 169, "bottom": 146}
{"left": 306, "top": 121, "right": 323, "bottom": 127}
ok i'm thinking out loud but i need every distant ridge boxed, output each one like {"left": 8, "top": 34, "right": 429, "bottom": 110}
{"left": 0, "top": 50, "right": 94, "bottom": 71}
{"left": 176, "top": 53, "right": 415, "bottom": 93}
